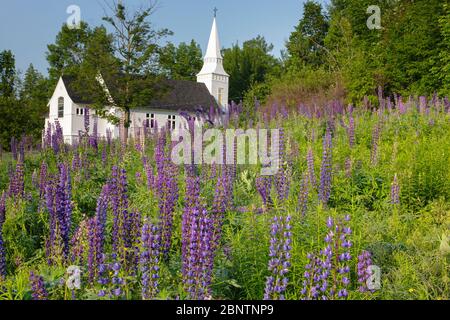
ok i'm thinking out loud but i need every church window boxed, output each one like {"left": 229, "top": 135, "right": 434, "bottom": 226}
{"left": 168, "top": 115, "right": 176, "bottom": 130}
{"left": 218, "top": 88, "right": 224, "bottom": 106}
{"left": 58, "top": 97, "right": 64, "bottom": 118}
{"left": 146, "top": 113, "right": 155, "bottom": 129}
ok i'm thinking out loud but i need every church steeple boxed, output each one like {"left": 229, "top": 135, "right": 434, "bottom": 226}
{"left": 197, "top": 11, "right": 229, "bottom": 111}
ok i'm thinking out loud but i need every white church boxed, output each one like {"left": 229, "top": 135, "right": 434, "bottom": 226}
{"left": 44, "top": 15, "right": 229, "bottom": 144}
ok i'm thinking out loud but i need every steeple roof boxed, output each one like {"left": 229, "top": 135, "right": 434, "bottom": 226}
{"left": 205, "top": 18, "right": 222, "bottom": 60}
{"left": 197, "top": 17, "right": 229, "bottom": 77}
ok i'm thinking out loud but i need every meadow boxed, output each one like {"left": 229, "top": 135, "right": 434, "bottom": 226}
{"left": 0, "top": 95, "right": 449, "bottom": 300}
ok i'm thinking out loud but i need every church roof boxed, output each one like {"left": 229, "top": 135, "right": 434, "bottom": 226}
{"left": 197, "top": 17, "right": 229, "bottom": 77}
{"left": 61, "top": 75, "right": 219, "bottom": 113}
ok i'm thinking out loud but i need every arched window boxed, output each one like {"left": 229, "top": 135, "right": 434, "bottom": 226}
{"left": 58, "top": 97, "right": 64, "bottom": 118}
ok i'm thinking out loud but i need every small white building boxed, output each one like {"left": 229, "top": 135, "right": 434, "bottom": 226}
{"left": 44, "top": 16, "right": 229, "bottom": 144}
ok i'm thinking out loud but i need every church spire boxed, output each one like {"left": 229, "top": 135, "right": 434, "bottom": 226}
{"left": 197, "top": 12, "right": 229, "bottom": 111}
{"left": 198, "top": 13, "right": 228, "bottom": 76}
{"left": 204, "top": 16, "right": 223, "bottom": 61}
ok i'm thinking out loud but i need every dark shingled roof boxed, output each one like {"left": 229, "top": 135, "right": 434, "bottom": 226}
{"left": 61, "top": 75, "right": 219, "bottom": 113}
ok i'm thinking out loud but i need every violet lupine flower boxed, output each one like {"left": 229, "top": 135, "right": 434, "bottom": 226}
{"left": 324, "top": 215, "right": 352, "bottom": 299}
{"left": 109, "top": 166, "right": 121, "bottom": 252}
{"left": 57, "top": 164, "right": 72, "bottom": 258}
{"left": 306, "top": 147, "right": 316, "bottom": 188}
{"left": 29, "top": 272, "right": 48, "bottom": 300}
{"left": 52, "top": 120, "right": 64, "bottom": 154}
{"left": 256, "top": 175, "right": 272, "bottom": 207}
{"left": 0, "top": 229, "right": 5, "bottom": 280}
{"left": 391, "top": 174, "right": 400, "bottom": 205}
{"left": 97, "top": 256, "right": 126, "bottom": 299}
{"left": 211, "top": 169, "right": 230, "bottom": 252}
{"left": 87, "top": 186, "right": 109, "bottom": 282}
{"left": 143, "top": 159, "right": 155, "bottom": 190}
{"left": 0, "top": 192, "right": 6, "bottom": 225}
{"left": 345, "top": 157, "right": 352, "bottom": 178}
{"left": 182, "top": 174, "right": 201, "bottom": 275}
{"left": 301, "top": 253, "right": 328, "bottom": 300}
{"left": 274, "top": 128, "right": 290, "bottom": 201}
{"left": 140, "top": 223, "right": 161, "bottom": 300}
{"left": 45, "top": 164, "right": 72, "bottom": 263}
{"left": 101, "top": 143, "right": 107, "bottom": 166}
{"left": 9, "top": 161, "right": 25, "bottom": 198}
{"left": 87, "top": 217, "right": 100, "bottom": 283}
{"left": 90, "top": 116, "right": 98, "bottom": 150}
{"left": 264, "top": 215, "right": 292, "bottom": 300}
{"left": 357, "top": 250, "right": 374, "bottom": 293}
{"left": 318, "top": 127, "right": 333, "bottom": 205}
{"left": 348, "top": 114, "right": 355, "bottom": 148}
{"left": 155, "top": 137, "right": 179, "bottom": 257}
{"left": 0, "top": 194, "right": 6, "bottom": 280}
{"left": 419, "top": 96, "right": 427, "bottom": 114}
{"left": 44, "top": 123, "right": 52, "bottom": 149}
{"left": 70, "top": 220, "right": 88, "bottom": 265}
{"left": 297, "top": 172, "right": 309, "bottom": 217}
{"left": 84, "top": 108, "right": 90, "bottom": 133}
{"left": 183, "top": 208, "right": 215, "bottom": 300}
{"left": 370, "top": 122, "right": 381, "bottom": 165}
{"left": 39, "top": 161, "right": 47, "bottom": 199}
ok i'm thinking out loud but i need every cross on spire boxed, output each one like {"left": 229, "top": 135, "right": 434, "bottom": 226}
{"left": 213, "top": 7, "right": 218, "bottom": 18}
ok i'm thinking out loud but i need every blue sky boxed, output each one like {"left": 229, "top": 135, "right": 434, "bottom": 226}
{"left": 0, "top": 0, "right": 330, "bottom": 75}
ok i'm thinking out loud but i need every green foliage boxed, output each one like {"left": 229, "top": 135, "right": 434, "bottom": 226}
{"left": 223, "top": 36, "right": 281, "bottom": 102}
{"left": 159, "top": 40, "right": 203, "bottom": 81}
{"left": 286, "top": 0, "right": 329, "bottom": 69}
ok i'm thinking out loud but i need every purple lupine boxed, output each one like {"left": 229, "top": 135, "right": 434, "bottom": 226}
{"left": 348, "top": 114, "right": 355, "bottom": 148}
{"left": 155, "top": 136, "right": 179, "bottom": 257}
{"left": 90, "top": 116, "right": 98, "bottom": 150}
{"left": 0, "top": 228, "right": 5, "bottom": 280}
{"left": 97, "top": 255, "right": 126, "bottom": 299}
{"left": 143, "top": 157, "right": 155, "bottom": 190}
{"left": 324, "top": 215, "right": 352, "bottom": 299}
{"left": 274, "top": 128, "right": 289, "bottom": 201}
{"left": 264, "top": 215, "right": 292, "bottom": 300}
{"left": 45, "top": 164, "right": 72, "bottom": 263}
{"left": 301, "top": 253, "right": 328, "bottom": 300}
{"left": 70, "top": 220, "right": 88, "bottom": 265}
{"left": 183, "top": 208, "right": 215, "bottom": 300}
{"left": 0, "top": 194, "right": 6, "bottom": 279}
{"left": 84, "top": 108, "right": 90, "bottom": 133}
{"left": 101, "top": 143, "right": 107, "bottom": 166}
{"left": 357, "top": 250, "right": 373, "bottom": 293}
{"left": 57, "top": 164, "right": 72, "bottom": 258}
{"left": 391, "top": 174, "right": 400, "bottom": 205}
{"left": 52, "top": 120, "right": 64, "bottom": 154}
{"left": 29, "top": 272, "right": 48, "bottom": 300}
{"left": 297, "top": 172, "right": 309, "bottom": 217}
{"left": 9, "top": 160, "right": 25, "bottom": 198}
{"left": 109, "top": 166, "right": 121, "bottom": 252}
{"left": 39, "top": 161, "right": 47, "bottom": 199}
{"left": 370, "top": 122, "right": 381, "bottom": 165}
{"left": 87, "top": 217, "right": 100, "bottom": 282}
{"left": 256, "top": 175, "right": 272, "bottom": 207}
{"left": 318, "top": 127, "right": 333, "bottom": 205}
{"left": 44, "top": 123, "right": 52, "bottom": 149}
{"left": 0, "top": 192, "right": 6, "bottom": 225}
{"left": 87, "top": 185, "right": 109, "bottom": 281}
{"left": 211, "top": 168, "right": 230, "bottom": 253}
{"left": 306, "top": 147, "right": 316, "bottom": 188}
{"left": 182, "top": 174, "right": 201, "bottom": 275}
{"left": 344, "top": 157, "right": 352, "bottom": 178}
{"left": 140, "top": 223, "right": 161, "bottom": 300}
{"left": 419, "top": 96, "right": 427, "bottom": 114}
